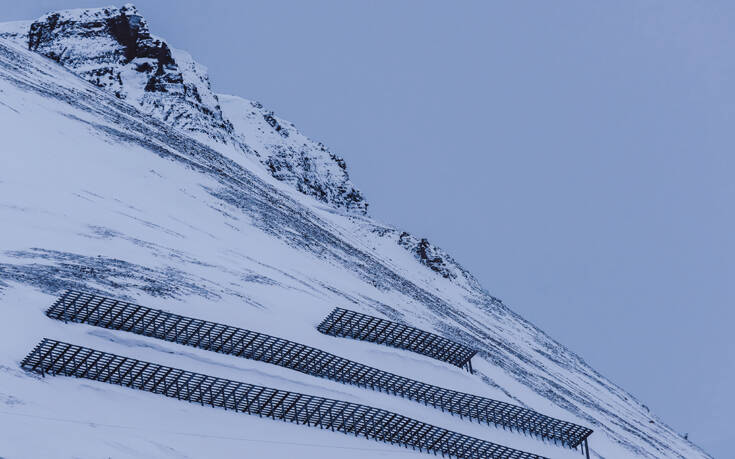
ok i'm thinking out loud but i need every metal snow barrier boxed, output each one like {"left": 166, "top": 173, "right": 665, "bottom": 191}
{"left": 45, "top": 290, "right": 593, "bottom": 450}
{"left": 21, "top": 338, "right": 547, "bottom": 459}
{"left": 318, "top": 307, "right": 478, "bottom": 369}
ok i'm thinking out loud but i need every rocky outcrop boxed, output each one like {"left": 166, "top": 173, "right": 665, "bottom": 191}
{"left": 1, "top": 4, "right": 368, "bottom": 214}
{"left": 22, "top": 4, "right": 235, "bottom": 145}
{"left": 398, "top": 231, "right": 458, "bottom": 279}
{"left": 219, "top": 95, "right": 368, "bottom": 214}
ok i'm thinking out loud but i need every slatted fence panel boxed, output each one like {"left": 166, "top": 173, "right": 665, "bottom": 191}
{"left": 318, "top": 307, "right": 477, "bottom": 368}
{"left": 20, "top": 338, "right": 547, "bottom": 459}
{"left": 45, "top": 290, "right": 593, "bottom": 449}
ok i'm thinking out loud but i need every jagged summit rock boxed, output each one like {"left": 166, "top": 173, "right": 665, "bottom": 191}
{"left": 22, "top": 4, "right": 235, "bottom": 144}
{"left": 219, "top": 95, "right": 368, "bottom": 214}
{"left": 0, "top": 4, "right": 367, "bottom": 214}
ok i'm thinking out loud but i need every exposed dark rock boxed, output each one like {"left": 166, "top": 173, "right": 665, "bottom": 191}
{"left": 10, "top": 4, "right": 368, "bottom": 215}
{"left": 24, "top": 4, "right": 234, "bottom": 144}
{"left": 398, "top": 231, "right": 456, "bottom": 279}
{"left": 263, "top": 112, "right": 289, "bottom": 137}
{"left": 220, "top": 95, "right": 368, "bottom": 214}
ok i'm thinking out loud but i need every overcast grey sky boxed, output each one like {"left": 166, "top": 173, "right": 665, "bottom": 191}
{"left": 4, "top": 1, "right": 733, "bottom": 456}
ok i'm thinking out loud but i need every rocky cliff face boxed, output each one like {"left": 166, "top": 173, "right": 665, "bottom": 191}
{"left": 219, "top": 95, "right": 368, "bottom": 214}
{"left": 23, "top": 4, "right": 235, "bottom": 144}
{"left": 0, "top": 4, "right": 367, "bottom": 214}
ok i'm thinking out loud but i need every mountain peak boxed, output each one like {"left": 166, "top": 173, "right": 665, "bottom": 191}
{"left": 1, "top": 4, "right": 367, "bottom": 214}
{"left": 23, "top": 4, "right": 234, "bottom": 144}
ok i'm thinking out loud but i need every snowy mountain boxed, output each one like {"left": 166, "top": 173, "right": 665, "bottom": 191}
{"left": 218, "top": 94, "right": 367, "bottom": 213}
{"left": 0, "top": 4, "right": 366, "bottom": 214}
{"left": 0, "top": 5, "right": 710, "bottom": 459}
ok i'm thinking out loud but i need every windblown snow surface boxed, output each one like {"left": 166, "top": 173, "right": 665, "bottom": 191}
{"left": 0, "top": 9, "right": 710, "bottom": 459}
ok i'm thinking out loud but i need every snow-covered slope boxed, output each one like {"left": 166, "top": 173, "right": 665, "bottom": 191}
{"left": 22, "top": 4, "right": 234, "bottom": 144}
{"left": 0, "top": 6, "right": 709, "bottom": 459}
{"left": 219, "top": 94, "right": 367, "bottom": 214}
{"left": 0, "top": 4, "right": 366, "bottom": 214}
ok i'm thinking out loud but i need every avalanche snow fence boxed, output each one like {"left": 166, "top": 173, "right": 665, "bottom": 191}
{"left": 318, "top": 307, "right": 478, "bottom": 370}
{"left": 21, "top": 338, "right": 547, "bottom": 459}
{"left": 45, "top": 290, "right": 593, "bottom": 450}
